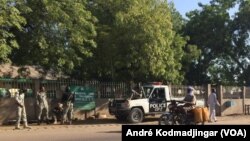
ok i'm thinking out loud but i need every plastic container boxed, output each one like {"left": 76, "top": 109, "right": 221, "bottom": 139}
{"left": 202, "top": 107, "right": 209, "bottom": 122}
{"left": 193, "top": 107, "right": 203, "bottom": 123}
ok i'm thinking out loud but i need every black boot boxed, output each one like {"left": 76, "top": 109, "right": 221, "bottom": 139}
{"left": 46, "top": 119, "right": 50, "bottom": 124}
{"left": 37, "top": 120, "right": 41, "bottom": 125}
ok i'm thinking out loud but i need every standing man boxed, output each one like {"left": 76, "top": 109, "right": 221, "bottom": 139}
{"left": 207, "top": 88, "right": 220, "bottom": 122}
{"left": 61, "top": 86, "right": 75, "bottom": 125}
{"left": 15, "top": 88, "right": 31, "bottom": 129}
{"left": 36, "top": 86, "right": 49, "bottom": 125}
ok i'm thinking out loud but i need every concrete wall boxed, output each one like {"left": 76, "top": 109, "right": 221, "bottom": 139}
{"left": 220, "top": 99, "right": 243, "bottom": 116}
{"left": 243, "top": 99, "right": 250, "bottom": 115}
{"left": 244, "top": 99, "right": 250, "bottom": 105}
{"left": 0, "top": 98, "right": 16, "bottom": 124}
{"left": 73, "top": 99, "right": 111, "bottom": 120}
{"left": 0, "top": 97, "right": 111, "bottom": 125}
{"left": 0, "top": 97, "right": 41, "bottom": 125}
{"left": 2, "top": 84, "right": 250, "bottom": 124}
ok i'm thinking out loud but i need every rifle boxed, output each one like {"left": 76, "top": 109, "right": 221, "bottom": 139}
{"left": 63, "top": 92, "right": 75, "bottom": 103}
{"left": 16, "top": 102, "right": 23, "bottom": 107}
{"left": 15, "top": 93, "right": 24, "bottom": 107}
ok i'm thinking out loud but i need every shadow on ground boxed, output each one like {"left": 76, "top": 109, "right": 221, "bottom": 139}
{"left": 2, "top": 116, "right": 159, "bottom": 126}
{"left": 72, "top": 116, "right": 159, "bottom": 125}
{"left": 97, "top": 130, "right": 122, "bottom": 134}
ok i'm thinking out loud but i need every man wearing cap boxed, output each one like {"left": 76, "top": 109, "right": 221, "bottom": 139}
{"left": 15, "top": 88, "right": 31, "bottom": 129}
{"left": 183, "top": 86, "right": 197, "bottom": 109}
{"left": 180, "top": 86, "right": 197, "bottom": 124}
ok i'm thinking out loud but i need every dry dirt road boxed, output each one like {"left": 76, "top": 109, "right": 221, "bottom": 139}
{"left": 0, "top": 115, "right": 250, "bottom": 141}
{"left": 206, "top": 114, "right": 250, "bottom": 125}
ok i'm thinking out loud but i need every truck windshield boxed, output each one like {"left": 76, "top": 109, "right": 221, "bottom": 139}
{"left": 143, "top": 86, "right": 153, "bottom": 98}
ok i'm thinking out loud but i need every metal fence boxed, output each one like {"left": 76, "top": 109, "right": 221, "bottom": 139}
{"left": 170, "top": 85, "right": 206, "bottom": 100}
{"left": 245, "top": 87, "right": 250, "bottom": 99}
{"left": 0, "top": 78, "right": 211, "bottom": 100}
{"left": 0, "top": 78, "right": 34, "bottom": 98}
{"left": 94, "top": 81, "right": 131, "bottom": 98}
{"left": 0, "top": 78, "right": 131, "bottom": 99}
{"left": 222, "top": 86, "right": 243, "bottom": 99}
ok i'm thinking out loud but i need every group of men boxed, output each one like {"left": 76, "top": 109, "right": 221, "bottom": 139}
{"left": 14, "top": 85, "right": 220, "bottom": 129}
{"left": 14, "top": 85, "right": 75, "bottom": 129}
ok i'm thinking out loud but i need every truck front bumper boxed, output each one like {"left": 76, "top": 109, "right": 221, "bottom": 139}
{"left": 109, "top": 107, "right": 130, "bottom": 115}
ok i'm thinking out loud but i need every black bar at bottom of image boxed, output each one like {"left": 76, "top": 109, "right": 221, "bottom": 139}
{"left": 122, "top": 125, "right": 250, "bottom": 141}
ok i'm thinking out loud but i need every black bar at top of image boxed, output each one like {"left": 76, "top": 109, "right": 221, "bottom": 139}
{"left": 122, "top": 125, "right": 250, "bottom": 141}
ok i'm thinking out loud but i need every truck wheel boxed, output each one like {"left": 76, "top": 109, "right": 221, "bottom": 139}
{"left": 128, "top": 108, "right": 144, "bottom": 123}
{"left": 115, "top": 115, "right": 127, "bottom": 121}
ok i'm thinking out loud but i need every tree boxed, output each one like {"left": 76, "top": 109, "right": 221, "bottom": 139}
{"left": 88, "top": 0, "right": 191, "bottom": 83}
{"left": 183, "top": 0, "right": 250, "bottom": 85}
{"left": 184, "top": 0, "right": 239, "bottom": 85}
{"left": 113, "top": 0, "right": 176, "bottom": 82}
{"left": 0, "top": 0, "right": 28, "bottom": 62}
{"left": 168, "top": 1, "right": 201, "bottom": 84}
{"left": 11, "top": 0, "right": 97, "bottom": 74}
{"left": 230, "top": 0, "right": 250, "bottom": 85}
{"left": 80, "top": 0, "right": 118, "bottom": 80}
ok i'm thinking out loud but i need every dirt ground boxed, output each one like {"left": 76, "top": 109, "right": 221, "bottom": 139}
{"left": 205, "top": 114, "right": 250, "bottom": 125}
{"left": 1, "top": 114, "right": 250, "bottom": 130}
{"left": 0, "top": 115, "right": 250, "bottom": 141}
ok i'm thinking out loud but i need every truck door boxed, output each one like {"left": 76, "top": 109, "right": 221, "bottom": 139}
{"left": 149, "top": 88, "right": 167, "bottom": 112}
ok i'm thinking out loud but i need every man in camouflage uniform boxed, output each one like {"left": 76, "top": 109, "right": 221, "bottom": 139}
{"left": 15, "top": 88, "right": 31, "bottom": 129}
{"left": 52, "top": 102, "right": 64, "bottom": 124}
{"left": 61, "top": 86, "right": 75, "bottom": 125}
{"left": 36, "top": 86, "right": 49, "bottom": 125}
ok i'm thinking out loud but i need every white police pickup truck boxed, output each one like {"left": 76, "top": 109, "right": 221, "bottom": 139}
{"left": 108, "top": 82, "right": 172, "bottom": 123}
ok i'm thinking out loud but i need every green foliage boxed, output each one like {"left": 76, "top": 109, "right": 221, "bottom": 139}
{"left": 230, "top": 0, "right": 250, "bottom": 85}
{"left": 168, "top": 1, "right": 201, "bottom": 84}
{"left": 113, "top": 0, "right": 174, "bottom": 82}
{"left": 0, "top": 0, "right": 28, "bottom": 62}
{"left": 87, "top": 0, "right": 193, "bottom": 83}
{"left": 184, "top": 0, "right": 239, "bottom": 85}
{"left": 11, "top": 0, "right": 97, "bottom": 73}
{"left": 184, "top": 0, "right": 250, "bottom": 85}
{"left": 5, "top": 0, "right": 249, "bottom": 85}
